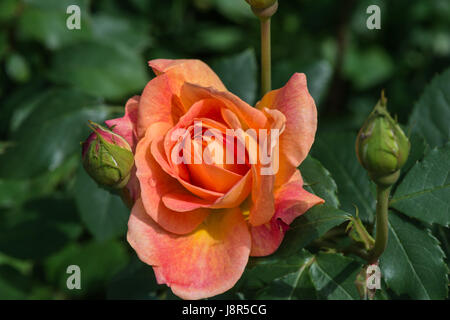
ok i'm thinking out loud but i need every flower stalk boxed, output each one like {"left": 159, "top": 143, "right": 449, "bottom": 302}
{"left": 369, "top": 184, "right": 391, "bottom": 263}
{"left": 247, "top": 0, "right": 278, "bottom": 95}
{"left": 260, "top": 17, "right": 272, "bottom": 95}
{"left": 356, "top": 91, "right": 410, "bottom": 263}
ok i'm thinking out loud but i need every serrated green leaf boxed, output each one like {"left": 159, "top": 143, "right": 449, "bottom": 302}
{"left": 240, "top": 206, "right": 349, "bottom": 299}
{"left": 300, "top": 155, "right": 340, "bottom": 208}
{"left": 246, "top": 250, "right": 317, "bottom": 300}
{"left": 380, "top": 212, "right": 448, "bottom": 299}
{"left": 401, "top": 132, "right": 427, "bottom": 175}
{"left": 409, "top": 68, "right": 450, "bottom": 149}
{"left": 309, "top": 252, "right": 361, "bottom": 300}
{"left": 275, "top": 205, "right": 350, "bottom": 256}
{"left": 211, "top": 49, "right": 257, "bottom": 105}
{"left": 391, "top": 144, "right": 450, "bottom": 226}
{"left": 73, "top": 165, "right": 129, "bottom": 241}
{"left": 311, "top": 132, "right": 376, "bottom": 222}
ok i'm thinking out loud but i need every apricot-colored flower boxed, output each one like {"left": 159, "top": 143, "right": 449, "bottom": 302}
{"left": 114, "top": 59, "right": 323, "bottom": 299}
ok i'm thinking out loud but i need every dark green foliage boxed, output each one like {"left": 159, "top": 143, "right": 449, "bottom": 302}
{"left": 0, "top": 0, "right": 448, "bottom": 300}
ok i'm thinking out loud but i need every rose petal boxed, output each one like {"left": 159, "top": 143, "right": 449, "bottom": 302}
{"left": 151, "top": 133, "right": 224, "bottom": 202}
{"left": 105, "top": 95, "right": 140, "bottom": 149}
{"left": 180, "top": 83, "right": 267, "bottom": 130}
{"left": 125, "top": 166, "right": 140, "bottom": 202}
{"left": 163, "top": 98, "right": 227, "bottom": 166}
{"left": 186, "top": 135, "right": 243, "bottom": 193}
{"left": 221, "top": 108, "right": 242, "bottom": 129}
{"left": 127, "top": 200, "right": 251, "bottom": 300}
{"left": 256, "top": 73, "right": 318, "bottom": 186}
{"left": 247, "top": 108, "right": 286, "bottom": 227}
{"left": 162, "top": 192, "right": 212, "bottom": 212}
{"left": 137, "top": 74, "right": 184, "bottom": 138}
{"left": 135, "top": 128, "right": 209, "bottom": 234}
{"left": 248, "top": 164, "right": 275, "bottom": 226}
{"left": 210, "top": 169, "right": 252, "bottom": 209}
{"left": 149, "top": 59, "right": 227, "bottom": 92}
{"left": 250, "top": 170, "right": 324, "bottom": 256}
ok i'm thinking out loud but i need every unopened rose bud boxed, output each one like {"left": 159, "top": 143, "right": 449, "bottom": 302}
{"left": 356, "top": 92, "right": 410, "bottom": 186}
{"left": 245, "top": 0, "right": 277, "bottom": 9}
{"left": 245, "top": 0, "right": 278, "bottom": 19}
{"left": 82, "top": 121, "right": 134, "bottom": 189}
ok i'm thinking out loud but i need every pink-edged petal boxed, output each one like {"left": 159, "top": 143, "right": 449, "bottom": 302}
{"left": 105, "top": 95, "right": 140, "bottom": 150}
{"left": 249, "top": 218, "right": 287, "bottom": 258}
{"left": 137, "top": 74, "right": 180, "bottom": 138}
{"left": 250, "top": 170, "right": 324, "bottom": 256}
{"left": 162, "top": 192, "right": 212, "bottom": 212}
{"left": 256, "top": 73, "right": 318, "bottom": 186}
{"left": 135, "top": 128, "right": 209, "bottom": 234}
{"left": 125, "top": 166, "right": 140, "bottom": 202}
{"left": 149, "top": 59, "right": 227, "bottom": 92}
{"left": 127, "top": 200, "right": 251, "bottom": 300}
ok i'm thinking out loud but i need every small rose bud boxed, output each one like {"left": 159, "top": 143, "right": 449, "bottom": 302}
{"left": 245, "top": 0, "right": 278, "bottom": 19}
{"left": 356, "top": 92, "right": 410, "bottom": 186}
{"left": 245, "top": 0, "right": 277, "bottom": 9}
{"left": 82, "top": 121, "right": 134, "bottom": 189}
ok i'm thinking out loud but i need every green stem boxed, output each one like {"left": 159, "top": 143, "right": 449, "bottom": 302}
{"left": 260, "top": 17, "right": 271, "bottom": 95}
{"left": 369, "top": 185, "right": 391, "bottom": 263}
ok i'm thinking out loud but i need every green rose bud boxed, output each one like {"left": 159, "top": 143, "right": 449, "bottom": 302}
{"left": 356, "top": 92, "right": 410, "bottom": 186}
{"left": 245, "top": 0, "right": 277, "bottom": 9}
{"left": 82, "top": 121, "right": 134, "bottom": 189}
{"left": 245, "top": 0, "right": 278, "bottom": 19}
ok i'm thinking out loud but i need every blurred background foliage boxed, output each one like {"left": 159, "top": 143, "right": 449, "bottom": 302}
{"left": 0, "top": 0, "right": 449, "bottom": 299}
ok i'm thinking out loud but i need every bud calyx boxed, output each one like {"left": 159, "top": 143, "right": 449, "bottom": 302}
{"left": 356, "top": 92, "right": 410, "bottom": 186}
{"left": 245, "top": 0, "right": 278, "bottom": 19}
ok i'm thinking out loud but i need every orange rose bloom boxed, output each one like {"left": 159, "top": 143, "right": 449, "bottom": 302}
{"left": 125, "top": 59, "right": 324, "bottom": 299}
